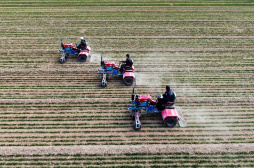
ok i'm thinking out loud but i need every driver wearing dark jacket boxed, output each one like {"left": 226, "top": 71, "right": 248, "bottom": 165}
{"left": 120, "top": 54, "right": 133, "bottom": 73}
{"left": 77, "top": 37, "right": 87, "bottom": 50}
{"left": 163, "top": 85, "right": 176, "bottom": 103}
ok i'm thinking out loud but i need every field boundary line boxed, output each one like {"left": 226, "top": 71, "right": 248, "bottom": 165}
{"left": 0, "top": 144, "right": 253, "bottom": 155}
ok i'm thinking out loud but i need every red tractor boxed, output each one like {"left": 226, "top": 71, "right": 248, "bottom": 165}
{"left": 128, "top": 87, "right": 186, "bottom": 131}
{"left": 98, "top": 56, "right": 135, "bottom": 87}
{"left": 59, "top": 39, "right": 91, "bottom": 63}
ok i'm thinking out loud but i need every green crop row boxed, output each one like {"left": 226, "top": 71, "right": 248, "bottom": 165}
{"left": 0, "top": 151, "right": 253, "bottom": 167}
{"left": 0, "top": 1, "right": 254, "bottom": 7}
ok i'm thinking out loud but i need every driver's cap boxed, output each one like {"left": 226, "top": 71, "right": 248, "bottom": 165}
{"left": 80, "top": 37, "right": 84, "bottom": 40}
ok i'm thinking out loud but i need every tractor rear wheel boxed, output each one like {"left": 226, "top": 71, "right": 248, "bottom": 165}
{"left": 78, "top": 55, "right": 87, "bottom": 62}
{"left": 164, "top": 117, "right": 178, "bottom": 128}
{"left": 123, "top": 77, "right": 133, "bottom": 86}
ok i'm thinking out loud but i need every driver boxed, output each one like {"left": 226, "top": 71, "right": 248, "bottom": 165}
{"left": 77, "top": 37, "right": 87, "bottom": 51}
{"left": 120, "top": 54, "right": 133, "bottom": 73}
{"left": 163, "top": 85, "right": 176, "bottom": 104}
{"left": 157, "top": 85, "right": 176, "bottom": 110}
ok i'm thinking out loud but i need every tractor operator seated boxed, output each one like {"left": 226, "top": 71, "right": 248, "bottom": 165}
{"left": 120, "top": 54, "right": 133, "bottom": 73}
{"left": 157, "top": 85, "right": 176, "bottom": 110}
{"left": 77, "top": 37, "right": 87, "bottom": 51}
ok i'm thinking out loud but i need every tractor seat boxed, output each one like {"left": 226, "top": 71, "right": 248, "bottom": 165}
{"left": 125, "top": 66, "right": 133, "bottom": 72}
{"left": 165, "top": 105, "right": 175, "bottom": 109}
{"left": 165, "top": 101, "right": 175, "bottom": 109}
{"left": 125, "top": 66, "right": 131, "bottom": 70}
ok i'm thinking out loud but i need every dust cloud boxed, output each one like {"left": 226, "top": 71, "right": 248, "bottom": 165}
{"left": 135, "top": 72, "right": 160, "bottom": 86}
{"left": 89, "top": 53, "right": 102, "bottom": 63}
{"left": 135, "top": 72, "right": 162, "bottom": 86}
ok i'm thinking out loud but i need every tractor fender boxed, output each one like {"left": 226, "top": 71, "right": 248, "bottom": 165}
{"left": 161, "top": 109, "right": 179, "bottom": 121}
{"left": 123, "top": 72, "right": 135, "bottom": 79}
{"left": 86, "top": 46, "right": 91, "bottom": 52}
{"left": 78, "top": 51, "right": 88, "bottom": 57}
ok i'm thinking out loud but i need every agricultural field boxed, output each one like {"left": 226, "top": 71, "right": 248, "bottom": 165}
{"left": 0, "top": 0, "right": 253, "bottom": 167}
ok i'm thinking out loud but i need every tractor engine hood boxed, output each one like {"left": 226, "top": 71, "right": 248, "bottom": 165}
{"left": 135, "top": 94, "right": 156, "bottom": 103}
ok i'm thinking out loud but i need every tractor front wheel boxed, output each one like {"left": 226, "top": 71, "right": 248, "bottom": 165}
{"left": 78, "top": 55, "right": 87, "bottom": 62}
{"left": 133, "top": 120, "right": 141, "bottom": 131}
{"left": 123, "top": 77, "right": 133, "bottom": 86}
{"left": 101, "top": 80, "right": 107, "bottom": 87}
{"left": 101, "top": 74, "right": 107, "bottom": 87}
{"left": 164, "top": 117, "right": 178, "bottom": 128}
{"left": 60, "top": 56, "right": 65, "bottom": 64}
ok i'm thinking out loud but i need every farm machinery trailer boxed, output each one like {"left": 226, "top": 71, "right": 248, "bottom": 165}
{"left": 98, "top": 56, "right": 135, "bottom": 87}
{"left": 59, "top": 39, "right": 91, "bottom": 63}
{"left": 128, "top": 87, "right": 186, "bottom": 131}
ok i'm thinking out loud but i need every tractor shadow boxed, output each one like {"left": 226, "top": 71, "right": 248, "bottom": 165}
{"left": 139, "top": 113, "right": 163, "bottom": 125}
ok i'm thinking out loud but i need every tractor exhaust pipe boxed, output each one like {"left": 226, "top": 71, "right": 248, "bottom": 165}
{"left": 61, "top": 38, "right": 64, "bottom": 48}
{"left": 135, "top": 94, "right": 140, "bottom": 106}
{"left": 101, "top": 55, "right": 105, "bottom": 67}
{"left": 131, "top": 86, "right": 135, "bottom": 101}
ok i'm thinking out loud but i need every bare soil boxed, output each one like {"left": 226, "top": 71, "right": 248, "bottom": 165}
{"left": 0, "top": 144, "right": 253, "bottom": 155}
